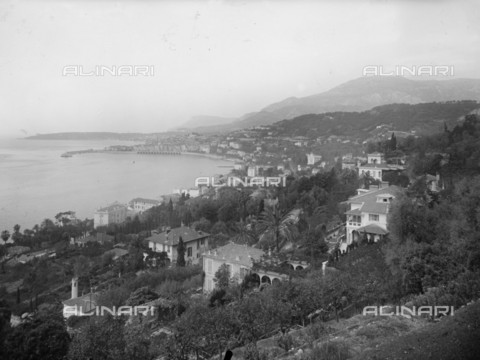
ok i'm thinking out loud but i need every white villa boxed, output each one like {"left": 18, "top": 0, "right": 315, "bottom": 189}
{"left": 342, "top": 184, "right": 399, "bottom": 253}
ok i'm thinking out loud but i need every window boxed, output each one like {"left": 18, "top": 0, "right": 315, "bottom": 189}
{"left": 187, "top": 247, "right": 192, "bottom": 257}
{"left": 369, "top": 214, "right": 379, "bottom": 221}
{"left": 200, "top": 239, "right": 205, "bottom": 245}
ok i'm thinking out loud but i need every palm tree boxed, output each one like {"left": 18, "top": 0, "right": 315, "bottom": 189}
{"left": 257, "top": 204, "right": 301, "bottom": 252}
{"left": 231, "top": 219, "right": 258, "bottom": 246}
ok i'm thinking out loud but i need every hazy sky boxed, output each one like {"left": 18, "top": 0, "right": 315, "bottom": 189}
{"left": 1, "top": 0, "right": 479, "bottom": 136}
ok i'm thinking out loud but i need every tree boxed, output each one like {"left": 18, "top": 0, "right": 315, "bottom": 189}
{"left": 213, "top": 263, "right": 231, "bottom": 289}
{"left": 231, "top": 220, "right": 258, "bottom": 246}
{"left": 257, "top": 204, "right": 301, "bottom": 252}
{"left": 4, "top": 310, "right": 70, "bottom": 360}
{"left": 1, "top": 230, "right": 10, "bottom": 244}
{"left": 67, "top": 316, "right": 126, "bottom": 360}
{"left": 176, "top": 237, "right": 186, "bottom": 267}
{"left": 11, "top": 224, "right": 22, "bottom": 243}
{"left": 126, "top": 287, "right": 159, "bottom": 306}
{"left": 0, "top": 299, "right": 11, "bottom": 359}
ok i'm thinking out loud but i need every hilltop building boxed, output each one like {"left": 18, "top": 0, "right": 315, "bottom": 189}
{"left": 357, "top": 153, "right": 404, "bottom": 181}
{"left": 306, "top": 153, "right": 322, "bottom": 166}
{"left": 202, "top": 243, "right": 308, "bottom": 293}
{"left": 94, "top": 202, "right": 128, "bottom": 228}
{"left": 342, "top": 184, "right": 399, "bottom": 253}
{"left": 146, "top": 226, "right": 209, "bottom": 265}
{"left": 130, "top": 198, "right": 161, "bottom": 213}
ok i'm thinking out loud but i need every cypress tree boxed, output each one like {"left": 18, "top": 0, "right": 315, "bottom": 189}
{"left": 176, "top": 236, "right": 186, "bottom": 267}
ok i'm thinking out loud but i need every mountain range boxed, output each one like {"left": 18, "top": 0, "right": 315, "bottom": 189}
{"left": 183, "top": 77, "right": 480, "bottom": 132}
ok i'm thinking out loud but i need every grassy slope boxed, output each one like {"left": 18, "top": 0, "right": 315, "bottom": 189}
{"left": 354, "top": 301, "right": 480, "bottom": 360}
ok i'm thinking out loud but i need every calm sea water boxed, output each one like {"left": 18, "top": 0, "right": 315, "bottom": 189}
{"left": 0, "top": 139, "right": 231, "bottom": 231}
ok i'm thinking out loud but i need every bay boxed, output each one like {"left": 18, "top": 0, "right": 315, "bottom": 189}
{"left": 0, "top": 138, "right": 231, "bottom": 231}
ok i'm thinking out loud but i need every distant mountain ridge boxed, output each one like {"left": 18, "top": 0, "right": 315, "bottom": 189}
{"left": 185, "top": 77, "right": 480, "bottom": 132}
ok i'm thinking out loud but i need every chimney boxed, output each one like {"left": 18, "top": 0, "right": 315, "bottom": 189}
{"left": 71, "top": 277, "right": 78, "bottom": 299}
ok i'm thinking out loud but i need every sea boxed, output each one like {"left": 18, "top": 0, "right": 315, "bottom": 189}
{"left": 0, "top": 138, "right": 232, "bottom": 231}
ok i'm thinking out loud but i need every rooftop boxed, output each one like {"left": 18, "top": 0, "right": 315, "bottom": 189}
{"left": 146, "top": 226, "right": 209, "bottom": 246}
{"left": 104, "top": 248, "right": 129, "bottom": 260}
{"left": 347, "top": 186, "right": 399, "bottom": 215}
{"left": 203, "top": 243, "right": 265, "bottom": 267}
{"left": 96, "top": 202, "right": 127, "bottom": 212}
{"left": 357, "top": 223, "right": 389, "bottom": 235}
{"left": 130, "top": 198, "right": 161, "bottom": 205}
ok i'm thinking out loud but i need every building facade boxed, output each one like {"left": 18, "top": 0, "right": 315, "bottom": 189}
{"left": 94, "top": 203, "right": 128, "bottom": 228}
{"left": 130, "top": 198, "right": 161, "bottom": 213}
{"left": 146, "top": 226, "right": 209, "bottom": 264}
{"left": 343, "top": 185, "right": 398, "bottom": 253}
{"left": 307, "top": 153, "right": 322, "bottom": 165}
{"left": 358, "top": 153, "right": 404, "bottom": 181}
{"left": 203, "top": 243, "right": 264, "bottom": 292}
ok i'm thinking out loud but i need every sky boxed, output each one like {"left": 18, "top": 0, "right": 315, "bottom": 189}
{"left": 0, "top": 0, "right": 480, "bottom": 136}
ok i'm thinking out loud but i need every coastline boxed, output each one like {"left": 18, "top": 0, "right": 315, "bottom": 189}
{"left": 180, "top": 151, "right": 236, "bottom": 163}
{"left": 61, "top": 148, "right": 238, "bottom": 164}
{"left": 0, "top": 141, "right": 236, "bottom": 231}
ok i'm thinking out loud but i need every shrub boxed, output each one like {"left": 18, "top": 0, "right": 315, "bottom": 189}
{"left": 305, "top": 321, "right": 328, "bottom": 345}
